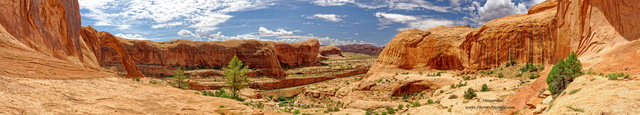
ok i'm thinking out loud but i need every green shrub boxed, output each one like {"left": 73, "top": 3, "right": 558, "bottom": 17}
{"left": 505, "top": 56, "right": 517, "bottom": 67}
{"left": 547, "top": 52, "right": 583, "bottom": 96}
{"left": 463, "top": 88, "right": 477, "bottom": 99}
{"left": 398, "top": 104, "right": 404, "bottom": 110}
{"left": 365, "top": 110, "right": 375, "bottom": 115}
{"left": 427, "top": 99, "right": 435, "bottom": 104}
{"left": 481, "top": 84, "right": 490, "bottom": 92}
{"left": 268, "top": 95, "right": 274, "bottom": 100}
{"left": 448, "top": 94, "right": 458, "bottom": 99}
{"left": 412, "top": 101, "right": 421, "bottom": 107}
{"left": 293, "top": 109, "right": 300, "bottom": 114}
{"left": 497, "top": 73, "right": 504, "bottom": 78}
{"left": 386, "top": 107, "right": 395, "bottom": 114}
{"left": 529, "top": 73, "right": 540, "bottom": 79}
{"left": 277, "top": 96, "right": 287, "bottom": 101}
{"left": 568, "top": 88, "right": 581, "bottom": 95}
{"left": 149, "top": 80, "right": 158, "bottom": 84}
{"left": 606, "top": 73, "right": 629, "bottom": 80}
{"left": 520, "top": 63, "right": 542, "bottom": 72}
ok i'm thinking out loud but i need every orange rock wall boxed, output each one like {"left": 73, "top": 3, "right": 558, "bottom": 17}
{"left": 337, "top": 44, "right": 384, "bottom": 56}
{"left": 319, "top": 46, "right": 342, "bottom": 56}
{"left": 101, "top": 39, "right": 289, "bottom": 77}
{"left": 275, "top": 39, "right": 321, "bottom": 68}
{"left": 0, "top": 0, "right": 143, "bottom": 78}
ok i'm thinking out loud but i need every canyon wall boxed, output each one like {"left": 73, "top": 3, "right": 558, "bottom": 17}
{"left": 319, "top": 45, "right": 343, "bottom": 56}
{"left": 0, "top": 0, "right": 143, "bottom": 78}
{"left": 101, "top": 39, "right": 321, "bottom": 77}
{"left": 337, "top": 44, "right": 384, "bottom": 56}
{"left": 557, "top": 0, "right": 640, "bottom": 74}
{"left": 370, "top": 26, "right": 475, "bottom": 73}
{"left": 460, "top": 0, "right": 559, "bottom": 70}
{"left": 275, "top": 39, "right": 321, "bottom": 68}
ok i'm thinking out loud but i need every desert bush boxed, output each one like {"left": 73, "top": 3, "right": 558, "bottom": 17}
{"left": 293, "top": 109, "right": 300, "bottom": 114}
{"left": 481, "top": 84, "right": 490, "bottom": 92}
{"left": 606, "top": 73, "right": 629, "bottom": 80}
{"left": 398, "top": 104, "right": 404, "bottom": 110}
{"left": 497, "top": 73, "right": 504, "bottom": 78}
{"left": 427, "top": 99, "right": 435, "bottom": 104}
{"left": 547, "top": 52, "right": 583, "bottom": 96}
{"left": 448, "top": 94, "right": 458, "bottom": 99}
{"left": 505, "top": 56, "right": 517, "bottom": 67}
{"left": 463, "top": 88, "right": 477, "bottom": 99}
{"left": 386, "top": 107, "right": 395, "bottom": 114}
{"left": 529, "top": 73, "right": 540, "bottom": 79}
{"left": 520, "top": 63, "right": 543, "bottom": 72}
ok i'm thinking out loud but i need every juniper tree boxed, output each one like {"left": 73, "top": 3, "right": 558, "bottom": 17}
{"left": 170, "top": 68, "right": 189, "bottom": 89}
{"left": 547, "top": 52, "right": 583, "bottom": 96}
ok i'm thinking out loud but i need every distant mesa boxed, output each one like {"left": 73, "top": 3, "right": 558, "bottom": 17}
{"left": 320, "top": 45, "right": 343, "bottom": 56}
{"left": 337, "top": 44, "right": 384, "bottom": 56}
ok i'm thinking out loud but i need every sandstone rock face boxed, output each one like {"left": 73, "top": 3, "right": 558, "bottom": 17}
{"left": 460, "top": 0, "right": 559, "bottom": 70}
{"left": 337, "top": 44, "right": 384, "bottom": 56}
{"left": 370, "top": 26, "right": 474, "bottom": 73}
{"left": 0, "top": 0, "right": 142, "bottom": 78}
{"left": 80, "top": 26, "right": 144, "bottom": 78}
{"left": 102, "top": 39, "right": 290, "bottom": 77}
{"left": 319, "top": 45, "right": 342, "bottom": 56}
{"left": 275, "top": 39, "right": 320, "bottom": 68}
{"left": 556, "top": 0, "right": 640, "bottom": 74}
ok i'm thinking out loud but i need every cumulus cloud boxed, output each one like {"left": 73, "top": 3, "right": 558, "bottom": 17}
{"left": 259, "top": 27, "right": 295, "bottom": 36}
{"left": 473, "top": 0, "right": 528, "bottom": 23}
{"left": 79, "top": 0, "right": 274, "bottom": 30}
{"left": 310, "top": 0, "right": 452, "bottom": 12}
{"left": 177, "top": 27, "right": 366, "bottom": 46}
{"left": 306, "top": 14, "right": 346, "bottom": 22}
{"left": 115, "top": 33, "right": 149, "bottom": 40}
{"left": 375, "top": 12, "right": 456, "bottom": 31}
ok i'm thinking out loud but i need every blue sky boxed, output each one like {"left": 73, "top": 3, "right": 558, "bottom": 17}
{"left": 79, "top": 0, "right": 545, "bottom": 46}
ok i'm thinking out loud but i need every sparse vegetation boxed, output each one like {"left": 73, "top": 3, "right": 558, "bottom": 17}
{"left": 448, "top": 94, "right": 458, "bottom": 99}
{"left": 567, "top": 106, "right": 585, "bottom": 112}
{"left": 605, "top": 73, "right": 629, "bottom": 80}
{"left": 481, "top": 84, "right": 490, "bottom": 92}
{"left": 568, "top": 88, "right": 581, "bottom": 95}
{"left": 520, "top": 63, "right": 543, "bottom": 72}
{"left": 223, "top": 56, "right": 250, "bottom": 99}
{"left": 547, "top": 52, "right": 583, "bottom": 96}
{"left": 529, "top": 73, "right": 540, "bottom": 79}
{"left": 497, "top": 73, "right": 504, "bottom": 78}
{"left": 169, "top": 68, "right": 189, "bottom": 89}
{"left": 427, "top": 99, "right": 435, "bottom": 104}
{"left": 463, "top": 88, "right": 477, "bottom": 99}
{"left": 149, "top": 80, "right": 158, "bottom": 84}
{"left": 505, "top": 56, "right": 517, "bottom": 67}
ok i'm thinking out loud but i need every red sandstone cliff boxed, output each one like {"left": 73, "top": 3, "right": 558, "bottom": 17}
{"left": 0, "top": 0, "right": 143, "bottom": 78}
{"left": 319, "top": 45, "right": 343, "bottom": 56}
{"left": 275, "top": 39, "right": 321, "bottom": 68}
{"left": 370, "top": 26, "right": 475, "bottom": 73}
{"left": 101, "top": 38, "right": 320, "bottom": 77}
{"left": 337, "top": 44, "right": 384, "bottom": 56}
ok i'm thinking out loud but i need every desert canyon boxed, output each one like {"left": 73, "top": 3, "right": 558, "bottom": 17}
{"left": 1, "top": 0, "right": 640, "bottom": 114}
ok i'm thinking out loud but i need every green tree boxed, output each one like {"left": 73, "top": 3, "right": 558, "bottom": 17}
{"left": 224, "top": 56, "right": 250, "bottom": 98}
{"left": 463, "top": 88, "right": 477, "bottom": 99}
{"left": 170, "top": 68, "right": 189, "bottom": 89}
{"left": 481, "top": 84, "right": 490, "bottom": 92}
{"left": 547, "top": 52, "right": 583, "bottom": 96}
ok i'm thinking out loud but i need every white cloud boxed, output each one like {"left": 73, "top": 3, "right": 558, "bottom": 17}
{"left": 306, "top": 14, "right": 346, "bottom": 22}
{"left": 79, "top": 0, "right": 274, "bottom": 30}
{"left": 259, "top": 27, "right": 295, "bottom": 36}
{"left": 529, "top": 0, "right": 546, "bottom": 6}
{"left": 311, "top": 0, "right": 354, "bottom": 6}
{"left": 375, "top": 12, "right": 456, "bottom": 31}
{"left": 473, "top": 0, "right": 528, "bottom": 23}
{"left": 151, "top": 22, "right": 184, "bottom": 29}
{"left": 115, "top": 33, "right": 149, "bottom": 40}
{"left": 310, "top": 0, "right": 452, "bottom": 12}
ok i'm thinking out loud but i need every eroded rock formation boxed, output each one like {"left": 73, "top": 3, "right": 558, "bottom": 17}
{"left": 370, "top": 26, "right": 475, "bottom": 72}
{"left": 0, "top": 0, "right": 142, "bottom": 78}
{"left": 337, "top": 44, "right": 384, "bottom": 56}
{"left": 81, "top": 26, "right": 144, "bottom": 78}
{"left": 275, "top": 39, "right": 321, "bottom": 68}
{"left": 319, "top": 45, "right": 343, "bottom": 56}
{"left": 101, "top": 39, "right": 292, "bottom": 77}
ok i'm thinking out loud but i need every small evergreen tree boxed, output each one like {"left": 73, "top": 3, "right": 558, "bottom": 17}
{"left": 224, "top": 56, "right": 250, "bottom": 98}
{"left": 547, "top": 52, "right": 583, "bottom": 96}
{"left": 170, "top": 68, "right": 189, "bottom": 89}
